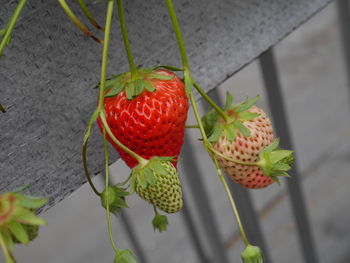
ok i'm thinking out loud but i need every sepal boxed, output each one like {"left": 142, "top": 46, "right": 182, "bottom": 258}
{"left": 114, "top": 249, "right": 137, "bottom": 263}
{"left": 241, "top": 245, "right": 264, "bottom": 263}
{"left": 152, "top": 214, "right": 168, "bottom": 232}
{"left": 101, "top": 186, "right": 130, "bottom": 215}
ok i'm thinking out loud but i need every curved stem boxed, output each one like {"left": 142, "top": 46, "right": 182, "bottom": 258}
{"left": 77, "top": 0, "right": 104, "bottom": 32}
{"left": 58, "top": 0, "right": 102, "bottom": 44}
{"left": 103, "top": 128, "right": 119, "bottom": 254}
{"left": 185, "top": 125, "right": 199, "bottom": 129}
{"left": 117, "top": 0, "right": 137, "bottom": 78}
{"left": 99, "top": 111, "right": 148, "bottom": 166}
{"left": 212, "top": 157, "right": 250, "bottom": 246}
{"left": 209, "top": 147, "right": 257, "bottom": 166}
{"left": 82, "top": 142, "right": 102, "bottom": 196}
{"left": 0, "top": 0, "right": 27, "bottom": 56}
{"left": 192, "top": 80, "right": 230, "bottom": 122}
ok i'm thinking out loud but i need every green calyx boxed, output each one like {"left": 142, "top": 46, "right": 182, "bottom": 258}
{"left": 257, "top": 138, "right": 294, "bottom": 184}
{"left": 100, "top": 186, "right": 130, "bottom": 215}
{"left": 131, "top": 156, "right": 183, "bottom": 214}
{"left": 114, "top": 249, "right": 137, "bottom": 263}
{"left": 96, "top": 66, "right": 180, "bottom": 100}
{"left": 241, "top": 245, "right": 264, "bottom": 263}
{"left": 152, "top": 209, "right": 169, "bottom": 232}
{"left": 0, "top": 191, "right": 47, "bottom": 263}
{"left": 202, "top": 92, "right": 260, "bottom": 142}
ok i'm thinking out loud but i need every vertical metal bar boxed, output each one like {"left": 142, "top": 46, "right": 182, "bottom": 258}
{"left": 180, "top": 136, "right": 230, "bottom": 263}
{"left": 337, "top": 0, "right": 350, "bottom": 96}
{"left": 99, "top": 176, "right": 149, "bottom": 263}
{"left": 206, "top": 89, "right": 272, "bottom": 262}
{"left": 259, "top": 49, "right": 318, "bottom": 263}
{"left": 181, "top": 194, "right": 210, "bottom": 263}
{"left": 119, "top": 210, "right": 150, "bottom": 263}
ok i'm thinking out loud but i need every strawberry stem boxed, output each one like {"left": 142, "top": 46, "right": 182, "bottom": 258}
{"left": 192, "top": 80, "right": 231, "bottom": 122}
{"left": 0, "top": 0, "right": 27, "bottom": 56}
{"left": 212, "top": 157, "right": 250, "bottom": 246}
{"left": 57, "top": 0, "right": 103, "bottom": 44}
{"left": 82, "top": 142, "right": 102, "bottom": 196}
{"left": 103, "top": 127, "right": 119, "bottom": 254}
{"left": 185, "top": 125, "right": 199, "bottom": 129}
{"left": 117, "top": 0, "right": 137, "bottom": 79}
{"left": 209, "top": 147, "right": 257, "bottom": 166}
{"left": 77, "top": 0, "right": 104, "bottom": 32}
{"left": 165, "top": 0, "right": 254, "bottom": 253}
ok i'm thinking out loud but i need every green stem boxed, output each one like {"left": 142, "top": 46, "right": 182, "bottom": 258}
{"left": 185, "top": 125, "right": 199, "bottom": 129}
{"left": 0, "top": 234, "right": 15, "bottom": 263}
{"left": 192, "top": 80, "right": 230, "bottom": 122}
{"left": 58, "top": 0, "right": 102, "bottom": 44}
{"left": 117, "top": 0, "right": 137, "bottom": 78}
{"left": 209, "top": 147, "right": 257, "bottom": 166}
{"left": 165, "top": 0, "right": 252, "bottom": 249}
{"left": 99, "top": 112, "right": 148, "bottom": 166}
{"left": 212, "top": 157, "right": 250, "bottom": 246}
{"left": 0, "top": 0, "right": 27, "bottom": 56}
{"left": 103, "top": 128, "right": 119, "bottom": 254}
{"left": 82, "top": 142, "right": 102, "bottom": 196}
{"left": 77, "top": 0, "right": 104, "bottom": 32}
{"left": 165, "top": 0, "right": 189, "bottom": 71}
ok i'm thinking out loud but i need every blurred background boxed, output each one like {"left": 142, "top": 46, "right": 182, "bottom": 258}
{"left": 13, "top": 2, "right": 350, "bottom": 263}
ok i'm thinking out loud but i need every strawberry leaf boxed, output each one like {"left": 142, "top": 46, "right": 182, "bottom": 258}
{"left": 143, "top": 167, "right": 157, "bottom": 186}
{"left": 12, "top": 208, "right": 47, "bottom": 226}
{"left": 233, "top": 120, "right": 251, "bottom": 137}
{"left": 152, "top": 214, "right": 168, "bottom": 232}
{"left": 114, "top": 249, "right": 137, "bottom": 263}
{"left": 224, "top": 92, "right": 234, "bottom": 111}
{"left": 149, "top": 73, "right": 174, "bottom": 80}
{"left": 125, "top": 82, "right": 135, "bottom": 100}
{"left": 144, "top": 81, "right": 156, "bottom": 92}
{"left": 152, "top": 65, "right": 183, "bottom": 71}
{"left": 7, "top": 221, "right": 29, "bottom": 244}
{"left": 105, "top": 81, "right": 124, "bottom": 97}
{"left": 208, "top": 124, "right": 224, "bottom": 142}
{"left": 149, "top": 161, "right": 168, "bottom": 176}
{"left": 134, "top": 79, "right": 143, "bottom": 97}
{"left": 225, "top": 124, "right": 236, "bottom": 141}
{"left": 234, "top": 95, "right": 259, "bottom": 113}
{"left": 238, "top": 111, "right": 260, "bottom": 121}
{"left": 0, "top": 229, "right": 14, "bottom": 252}
{"left": 101, "top": 186, "right": 129, "bottom": 215}
{"left": 15, "top": 195, "right": 48, "bottom": 209}
{"left": 202, "top": 108, "right": 219, "bottom": 136}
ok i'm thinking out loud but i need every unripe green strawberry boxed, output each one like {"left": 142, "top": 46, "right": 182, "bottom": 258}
{"left": 132, "top": 158, "right": 183, "bottom": 213}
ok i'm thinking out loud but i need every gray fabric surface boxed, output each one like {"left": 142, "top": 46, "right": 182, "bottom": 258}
{"left": 0, "top": 0, "right": 332, "bottom": 209}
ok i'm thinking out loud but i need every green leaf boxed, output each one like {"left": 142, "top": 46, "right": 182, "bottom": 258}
{"left": 202, "top": 108, "right": 219, "bottom": 136}
{"left": 138, "top": 171, "right": 148, "bottom": 189}
{"left": 153, "top": 65, "right": 183, "bottom": 71}
{"left": 149, "top": 73, "right": 174, "bottom": 80}
{"left": 149, "top": 161, "right": 168, "bottom": 176}
{"left": 143, "top": 167, "right": 156, "bottom": 186}
{"left": 114, "top": 249, "right": 137, "bottom": 263}
{"left": 208, "top": 124, "right": 224, "bottom": 142}
{"left": 241, "top": 245, "right": 263, "bottom": 263}
{"left": 101, "top": 186, "right": 129, "bottom": 215}
{"left": 134, "top": 79, "right": 143, "bottom": 97}
{"left": 15, "top": 195, "right": 48, "bottom": 209}
{"left": 238, "top": 111, "right": 260, "bottom": 121}
{"left": 233, "top": 120, "right": 251, "bottom": 137}
{"left": 13, "top": 208, "right": 47, "bottom": 226}
{"left": 105, "top": 81, "right": 125, "bottom": 97}
{"left": 125, "top": 82, "right": 135, "bottom": 100}
{"left": 7, "top": 221, "right": 29, "bottom": 244}
{"left": 272, "top": 163, "right": 290, "bottom": 171}
{"left": 224, "top": 92, "right": 233, "bottom": 111}
{"left": 225, "top": 124, "right": 236, "bottom": 141}
{"left": 152, "top": 214, "right": 168, "bottom": 232}
{"left": 0, "top": 104, "right": 6, "bottom": 113}
{"left": 155, "top": 156, "right": 175, "bottom": 162}
{"left": 261, "top": 138, "right": 280, "bottom": 154}
{"left": 144, "top": 81, "right": 156, "bottom": 92}
{"left": 269, "top": 150, "right": 293, "bottom": 163}
{"left": 0, "top": 229, "right": 14, "bottom": 252}
{"left": 235, "top": 95, "right": 260, "bottom": 113}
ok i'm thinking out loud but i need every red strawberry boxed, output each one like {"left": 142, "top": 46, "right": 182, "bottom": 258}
{"left": 97, "top": 68, "right": 189, "bottom": 168}
{"left": 203, "top": 94, "right": 294, "bottom": 189}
